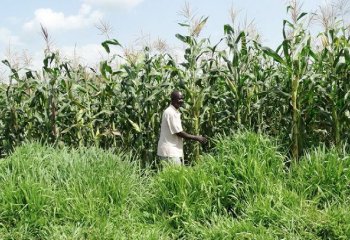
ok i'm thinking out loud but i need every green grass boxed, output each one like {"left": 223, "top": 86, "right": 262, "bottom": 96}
{"left": 0, "top": 132, "right": 350, "bottom": 239}
{"left": 0, "top": 143, "right": 166, "bottom": 239}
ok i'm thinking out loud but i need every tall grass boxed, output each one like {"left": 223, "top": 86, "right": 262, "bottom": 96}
{"left": 142, "top": 132, "right": 350, "bottom": 239}
{"left": 288, "top": 146, "right": 350, "bottom": 206}
{"left": 0, "top": 143, "right": 167, "bottom": 239}
{"left": 0, "top": 132, "right": 350, "bottom": 239}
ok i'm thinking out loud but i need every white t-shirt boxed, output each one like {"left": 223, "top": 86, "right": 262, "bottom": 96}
{"left": 157, "top": 105, "right": 184, "bottom": 157}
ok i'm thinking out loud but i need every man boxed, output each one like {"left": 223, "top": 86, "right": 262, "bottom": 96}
{"left": 157, "top": 90, "right": 207, "bottom": 165}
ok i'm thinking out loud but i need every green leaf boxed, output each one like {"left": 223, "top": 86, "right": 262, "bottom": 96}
{"left": 25, "top": 71, "right": 35, "bottom": 79}
{"left": 282, "top": 40, "right": 291, "bottom": 65}
{"left": 197, "top": 16, "right": 209, "bottom": 32}
{"left": 309, "top": 48, "right": 318, "bottom": 62}
{"left": 101, "top": 39, "right": 122, "bottom": 53}
{"left": 224, "top": 24, "right": 234, "bottom": 35}
{"left": 297, "top": 12, "right": 308, "bottom": 21}
{"left": 100, "top": 61, "right": 113, "bottom": 79}
{"left": 262, "top": 47, "right": 285, "bottom": 65}
{"left": 43, "top": 53, "right": 55, "bottom": 68}
{"left": 2, "top": 59, "right": 11, "bottom": 68}
{"left": 335, "top": 62, "right": 346, "bottom": 73}
{"left": 178, "top": 23, "right": 190, "bottom": 27}
{"left": 128, "top": 119, "right": 141, "bottom": 132}
{"left": 235, "top": 31, "right": 245, "bottom": 44}
{"left": 61, "top": 63, "right": 72, "bottom": 79}
{"left": 175, "top": 34, "right": 191, "bottom": 44}
{"left": 282, "top": 20, "right": 294, "bottom": 39}
{"left": 2, "top": 60, "right": 19, "bottom": 77}
{"left": 344, "top": 48, "right": 350, "bottom": 63}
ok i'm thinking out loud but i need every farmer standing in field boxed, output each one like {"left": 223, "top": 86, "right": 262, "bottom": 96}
{"left": 157, "top": 90, "right": 207, "bottom": 165}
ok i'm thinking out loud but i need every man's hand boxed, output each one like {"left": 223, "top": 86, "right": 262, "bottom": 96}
{"left": 196, "top": 135, "right": 207, "bottom": 144}
{"left": 176, "top": 131, "right": 208, "bottom": 144}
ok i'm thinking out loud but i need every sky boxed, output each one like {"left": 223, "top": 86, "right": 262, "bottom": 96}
{"left": 0, "top": 0, "right": 345, "bottom": 72}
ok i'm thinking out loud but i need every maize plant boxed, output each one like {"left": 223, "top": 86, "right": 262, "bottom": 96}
{"left": 262, "top": 8, "right": 313, "bottom": 159}
{"left": 0, "top": 3, "right": 349, "bottom": 163}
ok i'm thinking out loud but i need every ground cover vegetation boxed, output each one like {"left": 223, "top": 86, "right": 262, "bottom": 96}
{"left": 0, "top": 132, "right": 349, "bottom": 239}
{"left": 0, "top": 1, "right": 350, "bottom": 238}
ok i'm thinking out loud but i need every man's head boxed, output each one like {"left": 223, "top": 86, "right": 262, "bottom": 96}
{"left": 171, "top": 90, "right": 184, "bottom": 109}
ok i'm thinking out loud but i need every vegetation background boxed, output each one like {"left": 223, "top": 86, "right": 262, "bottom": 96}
{"left": 0, "top": 0, "right": 349, "bottom": 238}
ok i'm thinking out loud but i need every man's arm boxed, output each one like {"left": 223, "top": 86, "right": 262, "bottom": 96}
{"left": 176, "top": 131, "right": 207, "bottom": 144}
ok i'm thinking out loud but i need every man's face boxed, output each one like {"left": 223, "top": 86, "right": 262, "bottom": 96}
{"left": 173, "top": 92, "right": 184, "bottom": 109}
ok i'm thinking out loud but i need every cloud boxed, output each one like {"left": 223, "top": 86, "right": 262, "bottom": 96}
{"left": 23, "top": 4, "right": 103, "bottom": 32}
{"left": 0, "top": 27, "right": 21, "bottom": 46}
{"left": 83, "top": 0, "right": 144, "bottom": 10}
